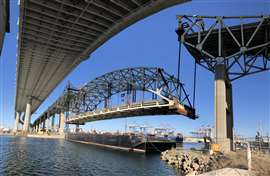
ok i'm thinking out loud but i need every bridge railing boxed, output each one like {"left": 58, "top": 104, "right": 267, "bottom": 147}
{"left": 67, "top": 99, "right": 174, "bottom": 123}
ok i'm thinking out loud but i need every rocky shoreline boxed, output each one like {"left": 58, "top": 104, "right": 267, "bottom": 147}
{"left": 161, "top": 149, "right": 223, "bottom": 175}
{"left": 161, "top": 148, "right": 270, "bottom": 176}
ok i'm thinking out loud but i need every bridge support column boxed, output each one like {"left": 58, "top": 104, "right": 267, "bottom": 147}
{"left": 34, "top": 125, "right": 38, "bottom": 132}
{"left": 42, "top": 120, "right": 46, "bottom": 132}
{"left": 22, "top": 99, "right": 32, "bottom": 133}
{"left": 75, "top": 124, "right": 80, "bottom": 132}
{"left": 38, "top": 120, "right": 42, "bottom": 132}
{"left": 37, "top": 124, "right": 39, "bottom": 132}
{"left": 59, "top": 111, "right": 65, "bottom": 135}
{"left": 46, "top": 113, "right": 51, "bottom": 132}
{"left": 51, "top": 115, "right": 55, "bottom": 132}
{"left": 14, "top": 112, "right": 20, "bottom": 133}
{"left": 36, "top": 123, "right": 39, "bottom": 132}
{"left": 215, "top": 64, "right": 234, "bottom": 153}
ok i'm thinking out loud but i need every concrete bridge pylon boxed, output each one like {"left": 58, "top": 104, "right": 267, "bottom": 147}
{"left": 14, "top": 112, "right": 20, "bottom": 133}
{"left": 59, "top": 111, "right": 65, "bottom": 135}
{"left": 215, "top": 64, "right": 234, "bottom": 152}
{"left": 22, "top": 98, "right": 32, "bottom": 133}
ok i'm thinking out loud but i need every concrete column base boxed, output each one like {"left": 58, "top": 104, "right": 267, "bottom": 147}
{"left": 75, "top": 124, "right": 80, "bottom": 132}
{"left": 59, "top": 111, "right": 65, "bottom": 135}
{"left": 20, "top": 131, "right": 29, "bottom": 136}
{"left": 14, "top": 112, "right": 20, "bottom": 133}
{"left": 38, "top": 123, "right": 41, "bottom": 132}
{"left": 216, "top": 138, "right": 232, "bottom": 153}
{"left": 22, "top": 101, "right": 32, "bottom": 133}
{"left": 51, "top": 115, "right": 55, "bottom": 132}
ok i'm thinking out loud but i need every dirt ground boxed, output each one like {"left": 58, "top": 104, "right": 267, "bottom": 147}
{"left": 217, "top": 150, "right": 270, "bottom": 176}
{"left": 161, "top": 148, "right": 270, "bottom": 175}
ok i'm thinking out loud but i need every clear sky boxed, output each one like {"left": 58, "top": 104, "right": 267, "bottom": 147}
{"left": 0, "top": 0, "right": 269, "bottom": 137}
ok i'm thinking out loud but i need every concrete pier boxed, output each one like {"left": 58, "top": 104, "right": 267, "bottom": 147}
{"left": 46, "top": 113, "right": 51, "bottom": 132}
{"left": 22, "top": 99, "right": 32, "bottom": 133}
{"left": 37, "top": 120, "right": 41, "bottom": 132}
{"left": 37, "top": 122, "right": 39, "bottom": 132}
{"left": 59, "top": 111, "right": 65, "bottom": 135}
{"left": 75, "top": 124, "right": 80, "bottom": 132}
{"left": 35, "top": 122, "right": 37, "bottom": 132}
{"left": 42, "top": 120, "right": 45, "bottom": 131}
{"left": 214, "top": 64, "right": 233, "bottom": 152}
{"left": 14, "top": 112, "right": 20, "bottom": 132}
{"left": 51, "top": 115, "right": 55, "bottom": 131}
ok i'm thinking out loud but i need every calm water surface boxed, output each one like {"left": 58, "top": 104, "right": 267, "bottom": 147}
{"left": 0, "top": 135, "right": 202, "bottom": 176}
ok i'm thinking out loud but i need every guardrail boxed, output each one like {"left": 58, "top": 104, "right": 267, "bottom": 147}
{"left": 66, "top": 100, "right": 173, "bottom": 124}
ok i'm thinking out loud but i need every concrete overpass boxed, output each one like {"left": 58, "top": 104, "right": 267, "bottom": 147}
{"left": 14, "top": 0, "right": 190, "bottom": 133}
{"left": 0, "top": 0, "right": 10, "bottom": 56}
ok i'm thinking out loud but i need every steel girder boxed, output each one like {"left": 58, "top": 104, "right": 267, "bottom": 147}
{"left": 68, "top": 67, "right": 193, "bottom": 113}
{"left": 176, "top": 15, "right": 270, "bottom": 81}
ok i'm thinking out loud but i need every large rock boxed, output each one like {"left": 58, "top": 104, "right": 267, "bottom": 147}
{"left": 197, "top": 168, "right": 255, "bottom": 176}
{"left": 161, "top": 149, "right": 223, "bottom": 175}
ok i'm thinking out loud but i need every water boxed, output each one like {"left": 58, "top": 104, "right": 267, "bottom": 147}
{"left": 0, "top": 135, "right": 202, "bottom": 176}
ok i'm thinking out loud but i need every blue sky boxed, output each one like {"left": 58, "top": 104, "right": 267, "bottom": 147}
{"left": 0, "top": 0, "right": 269, "bottom": 137}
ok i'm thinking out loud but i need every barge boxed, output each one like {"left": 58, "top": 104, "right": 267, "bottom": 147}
{"left": 66, "top": 132, "right": 183, "bottom": 153}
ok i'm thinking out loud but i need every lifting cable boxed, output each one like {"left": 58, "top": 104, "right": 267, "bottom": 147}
{"left": 193, "top": 60, "right": 197, "bottom": 108}
{"left": 176, "top": 19, "right": 186, "bottom": 99}
{"left": 177, "top": 21, "right": 197, "bottom": 108}
{"left": 177, "top": 40, "right": 182, "bottom": 101}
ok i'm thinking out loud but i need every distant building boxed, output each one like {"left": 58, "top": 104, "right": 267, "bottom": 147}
{"left": 190, "top": 125, "right": 214, "bottom": 138}
{"left": 0, "top": 0, "right": 10, "bottom": 56}
{"left": 0, "top": 126, "right": 12, "bottom": 134}
{"left": 3, "top": 128, "right": 11, "bottom": 133}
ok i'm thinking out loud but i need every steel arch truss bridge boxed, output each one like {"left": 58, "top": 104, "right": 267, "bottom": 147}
{"left": 176, "top": 15, "right": 270, "bottom": 81}
{"left": 35, "top": 67, "right": 197, "bottom": 126}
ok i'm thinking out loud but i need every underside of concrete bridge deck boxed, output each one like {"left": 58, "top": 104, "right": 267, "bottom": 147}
{"left": 15, "top": 0, "right": 191, "bottom": 133}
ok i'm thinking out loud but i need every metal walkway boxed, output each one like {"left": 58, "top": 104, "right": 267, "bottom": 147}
{"left": 66, "top": 99, "right": 194, "bottom": 124}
